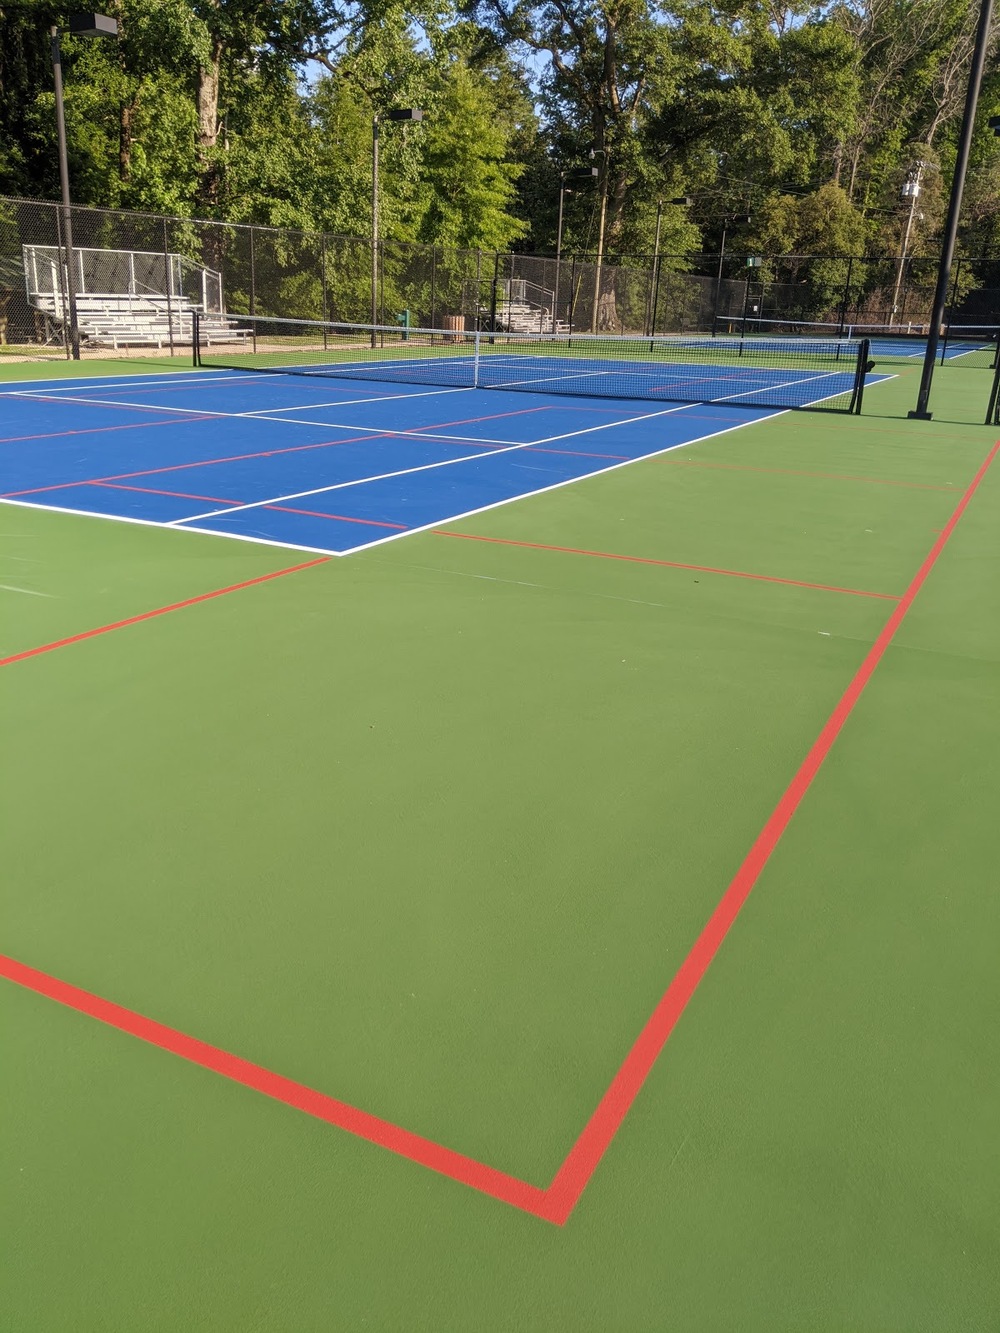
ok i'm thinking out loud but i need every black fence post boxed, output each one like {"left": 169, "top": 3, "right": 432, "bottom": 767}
{"left": 649, "top": 255, "right": 663, "bottom": 342}
{"left": 940, "top": 257, "right": 963, "bottom": 363}
{"left": 249, "top": 225, "right": 256, "bottom": 317}
{"left": 837, "top": 256, "right": 854, "bottom": 337}
{"left": 568, "top": 256, "right": 577, "bottom": 341}
{"left": 162, "top": 217, "right": 175, "bottom": 356}
{"left": 53, "top": 203, "right": 71, "bottom": 359}
{"left": 321, "top": 232, "right": 329, "bottom": 350}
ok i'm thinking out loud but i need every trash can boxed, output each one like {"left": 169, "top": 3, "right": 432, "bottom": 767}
{"left": 441, "top": 314, "right": 466, "bottom": 342}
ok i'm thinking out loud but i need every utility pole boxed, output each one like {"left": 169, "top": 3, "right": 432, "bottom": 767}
{"left": 50, "top": 14, "right": 119, "bottom": 360}
{"left": 911, "top": 0, "right": 994, "bottom": 418}
{"left": 890, "top": 161, "right": 930, "bottom": 326}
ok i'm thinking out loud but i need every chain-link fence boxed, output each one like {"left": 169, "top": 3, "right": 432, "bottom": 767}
{"left": 4, "top": 193, "right": 1000, "bottom": 360}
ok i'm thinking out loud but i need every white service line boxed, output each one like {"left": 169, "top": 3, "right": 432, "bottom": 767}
{"left": 337, "top": 409, "right": 790, "bottom": 557}
{"left": 167, "top": 375, "right": 853, "bottom": 526}
{"left": 242, "top": 385, "right": 472, "bottom": 412}
{"left": 7, "top": 389, "right": 512, "bottom": 444}
{"left": 10, "top": 390, "right": 250, "bottom": 418}
{"left": 0, "top": 494, "right": 334, "bottom": 558}
{"left": 0, "top": 582, "right": 52, "bottom": 597}
{"left": 168, "top": 401, "right": 701, "bottom": 525}
{"left": 1, "top": 370, "right": 247, "bottom": 394}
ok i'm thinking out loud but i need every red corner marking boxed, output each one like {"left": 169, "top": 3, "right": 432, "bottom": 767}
{"left": 2, "top": 440, "right": 997, "bottom": 1225}
{"left": 0, "top": 955, "right": 554, "bottom": 1221}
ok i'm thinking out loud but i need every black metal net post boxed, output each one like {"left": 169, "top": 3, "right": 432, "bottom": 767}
{"left": 985, "top": 348, "right": 1000, "bottom": 423}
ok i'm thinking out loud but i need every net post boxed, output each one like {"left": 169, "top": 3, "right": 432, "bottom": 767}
{"left": 192, "top": 308, "right": 200, "bottom": 366}
{"left": 850, "top": 337, "right": 871, "bottom": 414}
{"left": 473, "top": 327, "right": 481, "bottom": 388}
{"left": 985, "top": 346, "right": 1000, "bottom": 423}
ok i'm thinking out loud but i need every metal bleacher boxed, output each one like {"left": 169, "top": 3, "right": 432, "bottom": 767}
{"left": 22, "top": 244, "right": 248, "bottom": 350}
{"left": 487, "top": 279, "right": 569, "bottom": 335}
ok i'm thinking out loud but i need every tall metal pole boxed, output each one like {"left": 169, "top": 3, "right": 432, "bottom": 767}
{"left": 712, "top": 219, "right": 728, "bottom": 336}
{"left": 890, "top": 176, "right": 921, "bottom": 325}
{"left": 556, "top": 181, "right": 568, "bottom": 330}
{"left": 51, "top": 27, "right": 80, "bottom": 360}
{"left": 646, "top": 200, "right": 663, "bottom": 335}
{"left": 371, "top": 113, "right": 379, "bottom": 346}
{"left": 590, "top": 179, "right": 608, "bottom": 334}
{"left": 911, "top": 0, "right": 994, "bottom": 418}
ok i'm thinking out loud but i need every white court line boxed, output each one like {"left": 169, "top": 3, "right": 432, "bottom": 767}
{"left": 0, "top": 495, "right": 335, "bottom": 559}
{"left": 168, "top": 402, "right": 700, "bottom": 525}
{"left": 336, "top": 410, "right": 789, "bottom": 556}
{"left": 0, "top": 392, "right": 824, "bottom": 560}
{"left": 6, "top": 389, "right": 513, "bottom": 445}
{"left": 335, "top": 374, "right": 888, "bottom": 557}
{"left": 242, "top": 385, "right": 472, "bottom": 412}
{"left": 168, "top": 367, "right": 859, "bottom": 526}
{"left": 0, "top": 582, "right": 52, "bottom": 597}
{"left": 0, "top": 370, "right": 245, "bottom": 394}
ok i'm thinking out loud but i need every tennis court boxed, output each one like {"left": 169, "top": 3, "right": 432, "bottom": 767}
{"left": 0, "top": 328, "right": 884, "bottom": 556}
{"left": 4, "top": 344, "right": 1000, "bottom": 1329}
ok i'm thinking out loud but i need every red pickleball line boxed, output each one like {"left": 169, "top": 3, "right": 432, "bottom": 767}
{"left": 87, "top": 482, "right": 408, "bottom": 530}
{"left": 656, "top": 458, "right": 960, "bottom": 491}
{"left": 0, "top": 556, "right": 329, "bottom": 668}
{"left": 1, "top": 440, "right": 995, "bottom": 1227}
{"left": 543, "top": 436, "right": 1000, "bottom": 1223}
{"left": 432, "top": 529, "right": 900, "bottom": 601}
{"left": 0, "top": 955, "right": 554, "bottom": 1220}
{"left": 0, "top": 414, "right": 218, "bottom": 446}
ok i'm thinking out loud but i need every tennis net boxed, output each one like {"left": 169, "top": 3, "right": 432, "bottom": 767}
{"left": 716, "top": 315, "right": 1000, "bottom": 367}
{"left": 193, "top": 313, "right": 872, "bottom": 413}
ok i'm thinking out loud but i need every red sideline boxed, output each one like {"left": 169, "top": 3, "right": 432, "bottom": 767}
{"left": 543, "top": 436, "right": 1000, "bottom": 1223}
{"left": 2, "top": 441, "right": 996, "bottom": 1225}
{"left": 0, "top": 557, "right": 329, "bottom": 668}
{"left": 0, "top": 955, "right": 554, "bottom": 1221}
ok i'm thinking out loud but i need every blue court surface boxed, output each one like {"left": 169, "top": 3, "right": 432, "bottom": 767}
{"left": 867, "top": 335, "right": 993, "bottom": 360}
{"left": 0, "top": 365, "right": 887, "bottom": 557}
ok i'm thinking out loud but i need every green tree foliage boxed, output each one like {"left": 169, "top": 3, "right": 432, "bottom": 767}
{"left": 3, "top": 0, "right": 1000, "bottom": 265}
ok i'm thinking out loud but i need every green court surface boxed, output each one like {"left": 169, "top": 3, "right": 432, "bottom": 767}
{"left": 3, "top": 362, "right": 1000, "bottom": 1329}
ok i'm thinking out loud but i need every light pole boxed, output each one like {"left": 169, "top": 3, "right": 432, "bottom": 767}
{"left": 911, "top": 0, "right": 993, "bottom": 418}
{"left": 557, "top": 167, "right": 597, "bottom": 329}
{"left": 890, "top": 163, "right": 931, "bottom": 325}
{"left": 647, "top": 197, "right": 691, "bottom": 335}
{"left": 51, "top": 13, "right": 118, "bottom": 359}
{"left": 712, "top": 214, "right": 751, "bottom": 334}
{"left": 588, "top": 148, "right": 608, "bottom": 334}
{"left": 372, "top": 108, "right": 424, "bottom": 343}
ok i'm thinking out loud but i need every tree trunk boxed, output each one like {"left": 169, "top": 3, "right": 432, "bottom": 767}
{"left": 196, "top": 39, "right": 224, "bottom": 215}
{"left": 119, "top": 102, "right": 132, "bottom": 181}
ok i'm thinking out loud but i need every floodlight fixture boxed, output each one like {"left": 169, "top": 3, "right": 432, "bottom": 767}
{"left": 68, "top": 13, "right": 118, "bottom": 36}
{"left": 51, "top": 13, "right": 119, "bottom": 359}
